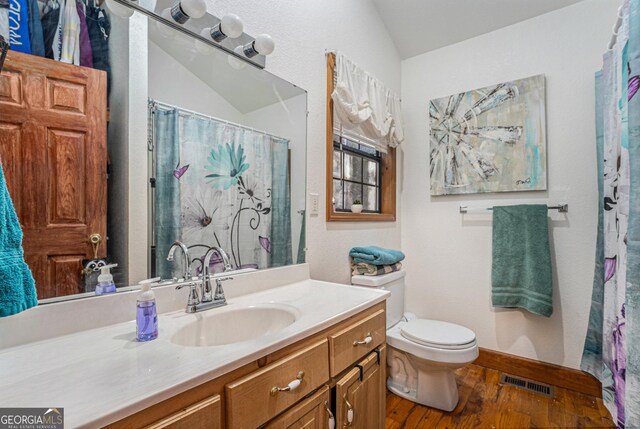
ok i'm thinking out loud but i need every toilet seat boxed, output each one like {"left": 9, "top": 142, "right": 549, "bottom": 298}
{"left": 400, "top": 319, "right": 476, "bottom": 350}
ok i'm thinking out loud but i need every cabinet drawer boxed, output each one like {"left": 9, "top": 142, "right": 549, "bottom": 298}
{"left": 145, "top": 395, "right": 221, "bottom": 429}
{"left": 329, "top": 309, "right": 385, "bottom": 376}
{"left": 225, "top": 339, "right": 330, "bottom": 429}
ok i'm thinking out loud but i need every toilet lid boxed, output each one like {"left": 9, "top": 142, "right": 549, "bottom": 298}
{"left": 400, "top": 319, "right": 476, "bottom": 350}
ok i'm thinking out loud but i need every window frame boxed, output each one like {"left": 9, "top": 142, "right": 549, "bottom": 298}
{"left": 325, "top": 52, "right": 396, "bottom": 222}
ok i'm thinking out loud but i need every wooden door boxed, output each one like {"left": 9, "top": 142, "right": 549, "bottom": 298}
{"left": 0, "top": 50, "right": 107, "bottom": 299}
{"left": 335, "top": 346, "right": 386, "bottom": 429}
{"left": 264, "top": 386, "right": 332, "bottom": 429}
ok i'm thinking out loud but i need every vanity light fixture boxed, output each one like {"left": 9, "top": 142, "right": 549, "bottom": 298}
{"left": 242, "top": 34, "right": 275, "bottom": 58}
{"left": 207, "top": 14, "right": 244, "bottom": 42}
{"left": 161, "top": 0, "right": 207, "bottom": 24}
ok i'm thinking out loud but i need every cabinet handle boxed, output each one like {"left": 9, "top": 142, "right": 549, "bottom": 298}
{"left": 343, "top": 394, "right": 354, "bottom": 427}
{"left": 324, "top": 401, "right": 335, "bottom": 429}
{"left": 270, "top": 371, "right": 305, "bottom": 396}
{"left": 353, "top": 332, "right": 373, "bottom": 347}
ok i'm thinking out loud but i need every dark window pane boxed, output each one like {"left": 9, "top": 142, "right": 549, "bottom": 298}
{"left": 363, "top": 159, "right": 377, "bottom": 185}
{"left": 344, "top": 182, "right": 363, "bottom": 207}
{"left": 342, "top": 138, "right": 359, "bottom": 150}
{"left": 359, "top": 144, "right": 378, "bottom": 156}
{"left": 333, "top": 150, "right": 342, "bottom": 179}
{"left": 344, "top": 153, "right": 363, "bottom": 182}
{"left": 363, "top": 185, "right": 378, "bottom": 211}
{"left": 333, "top": 179, "right": 344, "bottom": 210}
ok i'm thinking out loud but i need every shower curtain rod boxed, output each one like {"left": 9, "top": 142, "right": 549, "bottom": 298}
{"left": 149, "top": 99, "right": 281, "bottom": 139}
{"left": 459, "top": 204, "right": 568, "bottom": 214}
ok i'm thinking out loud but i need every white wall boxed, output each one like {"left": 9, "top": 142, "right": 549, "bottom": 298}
{"left": 400, "top": 0, "right": 618, "bottom": 368}
{"left": 148, "top": 41, "right": 244, "bottom": 122}
{"left": 107, "top": 14, "right": 149, "bottom": 286}
{"left": 207, "top": 0, "right": 403, "bottom": 284}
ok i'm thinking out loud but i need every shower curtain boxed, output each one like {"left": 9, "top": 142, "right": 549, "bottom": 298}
{"left": 582, "top": 1, "right": 640, "bottom": 426}
{"left": 152, "top": 103, "right": 292, "bottom": 280}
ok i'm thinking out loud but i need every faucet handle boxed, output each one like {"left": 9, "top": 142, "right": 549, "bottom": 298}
{"left": 214, "top": 276, "right": 233, "bottom": 301}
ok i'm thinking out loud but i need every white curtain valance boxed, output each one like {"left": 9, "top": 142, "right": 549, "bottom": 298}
{"left": 331, "top": 52, "right": 404, "bottom": 153}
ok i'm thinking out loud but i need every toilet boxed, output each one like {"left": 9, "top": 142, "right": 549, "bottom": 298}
{"left": 351, "top": 270, "right": 478, "bottom": 412}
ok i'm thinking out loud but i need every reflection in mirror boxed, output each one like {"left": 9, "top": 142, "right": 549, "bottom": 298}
{"left": 0, "top": 2, "right": 306, "bottom": 303}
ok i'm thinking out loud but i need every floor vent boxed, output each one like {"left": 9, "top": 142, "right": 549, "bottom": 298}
{"left": 500, "top": 374, "right": 555, "bottom": 398}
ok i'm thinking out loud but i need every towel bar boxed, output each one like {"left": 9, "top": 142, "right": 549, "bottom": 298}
{"left": 459, "top": 204, "right": 568, "bottom": 214}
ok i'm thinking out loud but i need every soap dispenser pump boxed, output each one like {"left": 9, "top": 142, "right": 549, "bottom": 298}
{"left": 95, "top": 264, "right": 118, "bottom": 295}
{"left": 137, "top": 277, "right": 160, "bottom": 342}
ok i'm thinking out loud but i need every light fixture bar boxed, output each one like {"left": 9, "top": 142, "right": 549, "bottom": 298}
{"left": 110, "top": 0, "right": 266, "bottom": 69}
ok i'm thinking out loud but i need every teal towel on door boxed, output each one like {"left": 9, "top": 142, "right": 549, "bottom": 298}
{"left": 0, "top": 163, "right": 37, "bottom": 317}
{"left": 491, "top": 205, "right": 552, "bottom": 317}
{"left": 349, "top": 246, "right": 405, "bottom": 265}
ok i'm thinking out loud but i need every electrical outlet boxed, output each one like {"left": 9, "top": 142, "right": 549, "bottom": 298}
{"left": 309, "top": 192, "right": 319, "bottom": 216}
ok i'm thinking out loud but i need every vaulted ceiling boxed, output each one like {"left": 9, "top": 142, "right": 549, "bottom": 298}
{"left": 371, "top": 0, "right": 585, "bottom": 59}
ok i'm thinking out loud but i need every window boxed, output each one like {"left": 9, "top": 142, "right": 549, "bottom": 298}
{"left": 325, "top": 52, "right": 396, "bottom": 221}
{"left": 332, "top": 134, "right": 381, "bottom": 212}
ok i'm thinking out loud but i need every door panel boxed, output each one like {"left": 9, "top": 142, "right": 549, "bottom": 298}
{"left": 0, "top": 50, "right": 107, "bottom": 299}
{"left": 48, "top": 128, "right": 87, "bottom": 224}
{"left": 0, "top": 122, "right": 22, "bottom": 217}
{"left": 0, "top": 69, "right": 22, "bottom": 105}
{"left": 335, "top": 346, "right": 386, "bottom": 429}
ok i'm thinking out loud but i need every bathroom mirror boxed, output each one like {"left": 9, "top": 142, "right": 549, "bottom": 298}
{"left": 0, "top": 2, "right": 307, "bottom": 303}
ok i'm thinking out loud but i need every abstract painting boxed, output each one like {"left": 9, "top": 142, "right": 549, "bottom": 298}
{"left": 429, "top": 75, "right": 547, "bottom": 195}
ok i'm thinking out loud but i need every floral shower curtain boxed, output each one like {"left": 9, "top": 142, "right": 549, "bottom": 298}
{"left": 152, "top": 103, "right": 292, "bottom": 280}
{"left": 582, "top": 0, "right": 640, "bottom": 426}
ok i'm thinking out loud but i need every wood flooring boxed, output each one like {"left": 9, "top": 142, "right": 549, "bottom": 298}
{"left": 385, "top": 364, "right": 614, "bottom": 428}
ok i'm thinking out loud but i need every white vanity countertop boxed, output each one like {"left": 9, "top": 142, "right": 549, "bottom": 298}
{"left": 0, "top": 279, "right": 388, "bottom": 428}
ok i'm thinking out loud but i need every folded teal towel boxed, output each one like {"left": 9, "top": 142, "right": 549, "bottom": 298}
{"left": 0, "top": 163, "right": 37, "bottom": 317}
{"left": 491, "top": 205, "right": 552, "bottom": 317}
{"left": 349, "top": 246, "right": 405, "bottom": 265}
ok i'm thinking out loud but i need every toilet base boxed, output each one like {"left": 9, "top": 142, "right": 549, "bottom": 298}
{"left": 387, "top": 346, "right": 461, "bottom": 412}
{"left": 387, "top": 369, "right": 459, "bottom": 412}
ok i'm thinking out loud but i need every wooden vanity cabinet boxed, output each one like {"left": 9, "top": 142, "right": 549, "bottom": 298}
{"left": 108, "top": 302, "right": 386, "bottom": 429}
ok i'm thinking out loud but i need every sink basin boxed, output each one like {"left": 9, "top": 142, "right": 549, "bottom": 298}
{"left": 170, "top": 304, "right": 299, "bottom": 347}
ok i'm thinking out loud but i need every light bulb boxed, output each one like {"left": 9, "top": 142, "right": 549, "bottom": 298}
{"left": 162, "top": 0, "right": 206, "bottom": 25}
{"left": 209, "top": 14, "right": 244, "bottom": 41}
{"left": 228, "top": 45, "right": 247, "bottom": 70}
{"left": 105, "top": 0, "right": 134, "bottom": 18}
{"left": 243, "top": 34, "right": 275, "bottom": 58}
{"left": 221, "top": 14, "right": 244, "bottom": 38}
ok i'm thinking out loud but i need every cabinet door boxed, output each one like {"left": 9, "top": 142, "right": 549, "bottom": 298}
{"left": 263, "top": 386, "right": 333, "bottom": 429}
{"left": 145, "top": 395, "right": 221, "bottom": 429}
{"left": 335, "top": 346, "right": 386, "bottom": 429}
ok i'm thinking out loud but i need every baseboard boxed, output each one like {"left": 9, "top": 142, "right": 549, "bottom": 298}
{"left": 474, "top": 347, "right": 602, "bottom": 398}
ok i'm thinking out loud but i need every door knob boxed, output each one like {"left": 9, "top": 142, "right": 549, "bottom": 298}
{"left": 89, "top": 233, "right": 102, "bottom": 259}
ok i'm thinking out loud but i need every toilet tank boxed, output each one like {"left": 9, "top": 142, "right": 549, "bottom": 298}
{"left": 351, "top": 270, "right": 405, "bottom": 329}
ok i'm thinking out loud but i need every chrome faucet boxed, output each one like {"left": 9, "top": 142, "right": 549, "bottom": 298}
{"left": 202, "top": 246, "right": 233, "bottom": 302}
{"left": 166, "top": 241, "right": 192, "bottom": 280}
